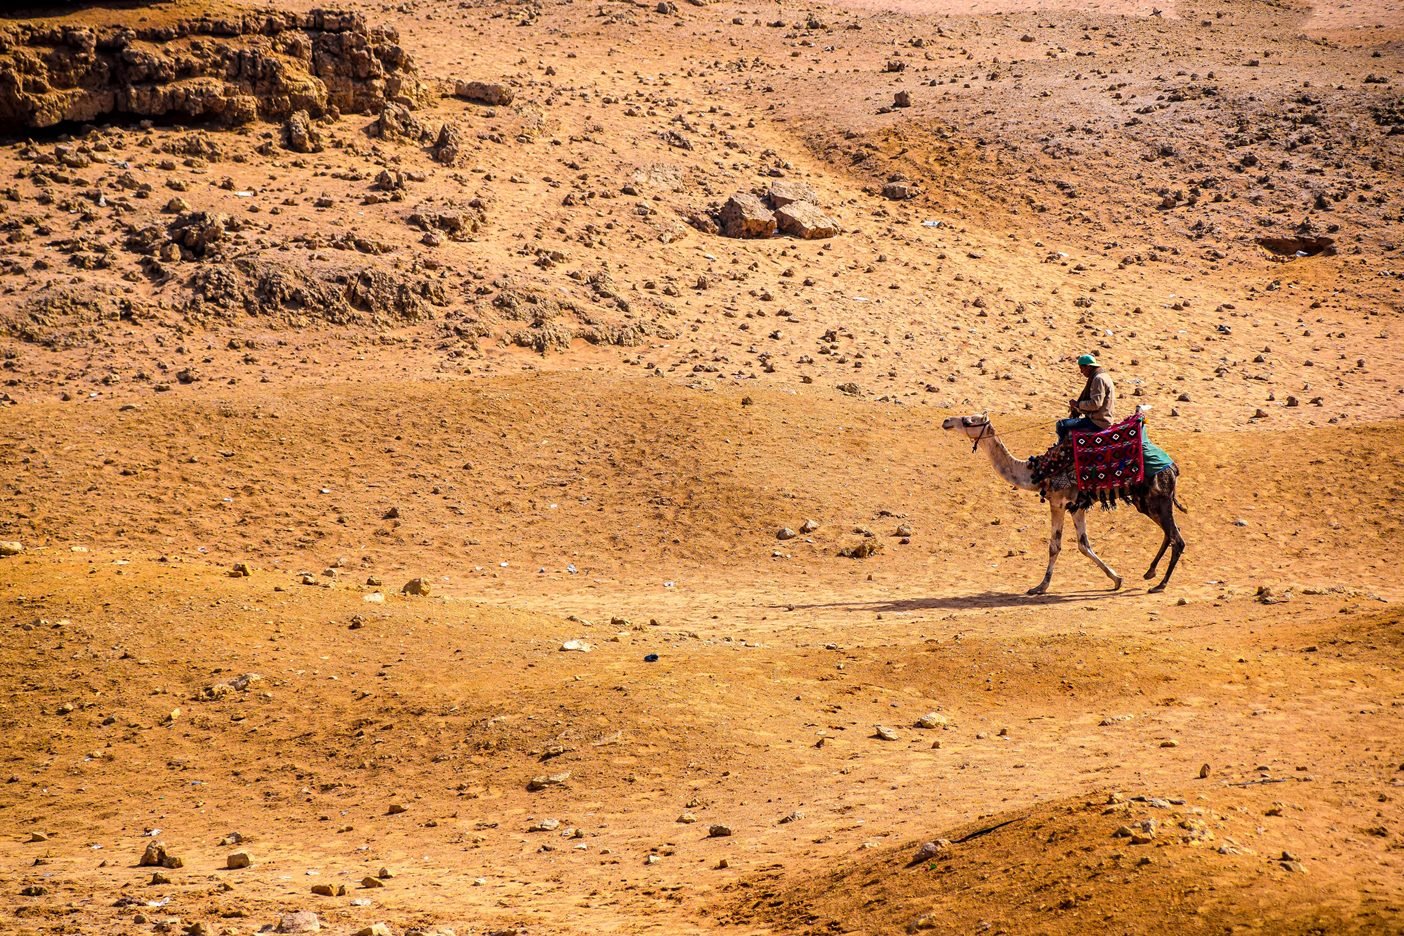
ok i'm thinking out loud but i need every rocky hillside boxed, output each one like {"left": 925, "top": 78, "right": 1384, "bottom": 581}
{"left": 0, "top": 7, "right": 425, "bottom": 131}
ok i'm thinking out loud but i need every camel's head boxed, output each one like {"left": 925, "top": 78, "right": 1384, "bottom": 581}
{"left": 941, "top": 413, "right": 991, "bottom": 440}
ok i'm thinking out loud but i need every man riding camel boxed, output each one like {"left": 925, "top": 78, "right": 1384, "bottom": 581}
{"left": 1057, "top": 353, "right": 1115, "bottom": 443}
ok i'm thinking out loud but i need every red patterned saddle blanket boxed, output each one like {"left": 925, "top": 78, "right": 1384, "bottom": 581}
{"left": 1070, "top": 413, "right": 1145, "bottom": 494}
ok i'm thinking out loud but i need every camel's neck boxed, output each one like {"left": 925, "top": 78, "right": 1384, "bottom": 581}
{"left": 976, "top": 428, "right": 1038, "bottom": 491}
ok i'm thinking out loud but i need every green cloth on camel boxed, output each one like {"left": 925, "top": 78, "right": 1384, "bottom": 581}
{"left": 1142, "top": 436, "right": 1173, "bottom": 476}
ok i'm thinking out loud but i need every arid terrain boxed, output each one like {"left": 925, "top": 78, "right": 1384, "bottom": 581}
{"left": 0, "top": 0, "right": 1401, "bottom": 934}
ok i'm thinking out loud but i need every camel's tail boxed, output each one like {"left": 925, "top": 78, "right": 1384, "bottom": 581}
{"left": 1174, "top": 495, "right": 1187, "bottom": 514}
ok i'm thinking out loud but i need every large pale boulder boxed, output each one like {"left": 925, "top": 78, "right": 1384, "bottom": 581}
{"left": 719, "top": 193, "right": 776, "bottom": 239}
{"left": 776, "top": 201, "right": 840, "bottom": 239}
{"left": 767, "top": 180, "right": 818, "bottom": 209}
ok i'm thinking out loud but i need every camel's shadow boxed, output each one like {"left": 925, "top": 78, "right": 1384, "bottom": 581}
{"left": 782, "top": 588, "right": 1139, "bottom": 614}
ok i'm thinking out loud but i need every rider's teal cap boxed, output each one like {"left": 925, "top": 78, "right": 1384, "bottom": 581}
{"left": 1077, "top": 353, "right": 1098, "bottom": 367}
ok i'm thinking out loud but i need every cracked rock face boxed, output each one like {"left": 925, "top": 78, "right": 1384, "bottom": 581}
{"left": 0, "top": 8, "right": 426, "bottom": 132}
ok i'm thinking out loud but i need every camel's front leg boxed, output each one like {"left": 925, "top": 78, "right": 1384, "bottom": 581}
{"left": 1029, "top": 501, "right": 1066, "bottom": 595}
{"left": 1071, "top": 509, "right": 1122, "bottom": 590}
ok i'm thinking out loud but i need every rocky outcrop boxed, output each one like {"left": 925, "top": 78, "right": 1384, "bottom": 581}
{"left": 0, "top": 9, "right": 427, "bottom": 133}
{"left": 183, "top": 258, "right": 447, "bottom": 325}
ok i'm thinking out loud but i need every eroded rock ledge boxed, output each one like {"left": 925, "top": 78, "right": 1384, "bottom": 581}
{"left": 0, "top": 8, "right": 426, "bottom": 133}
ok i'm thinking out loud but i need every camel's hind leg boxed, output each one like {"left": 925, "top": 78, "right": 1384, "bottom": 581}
{"left": 1071, "top": 508, "right": 1122, "bottom": 590}
{"left": 1143, "top": 532, "right": 1172, "bottom": 581}
{"left": 1146, "top": 493, "right": 1185, "bottom": 594}
{"left": 1028, "top": 497, "right": 1066, "bottom": 596}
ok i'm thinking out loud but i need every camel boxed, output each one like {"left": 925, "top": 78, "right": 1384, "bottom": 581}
{"left": 942, "top": 413, "right": 1186, "bottom": 594}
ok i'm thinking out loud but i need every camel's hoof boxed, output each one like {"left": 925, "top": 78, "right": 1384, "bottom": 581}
{"left": 1110, "top": 577, "right": 1123, "bottom": 592}
{"left": 1143, "top": 570, "right": 1157, "bottom": 580}
{"left": 1027, "top": 586, "right": 1047, "bottom": 596}
{"left": 1147, "top": 584, "right": 1166, "bottom": 594}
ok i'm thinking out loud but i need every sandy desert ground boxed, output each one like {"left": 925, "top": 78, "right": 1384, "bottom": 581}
{"left": 0, "top": 0, "right": 1401, "bottom": 933}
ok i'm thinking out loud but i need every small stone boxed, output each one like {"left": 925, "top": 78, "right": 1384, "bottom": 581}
{"left": 150, "top": 871, "right": 171, "bottom": 885}
{"left": 283, "top": 110, "right": 323, "bottom": 153}
{"left": 882, "top": 181, "right": 919, "bottom": 200}
{"left": 893, "top": 90, "right": 912, "bottom": 108}
{"left": 914, "top": 712, "right": 947, "bottom": 729}
{"left": 139, "top": 841, "right": 183, "bottom": 869}
{"left": 527, "top": 771, "right": 570, "bottom": 792}
{"left": 1199, "top": 763, "right": 1211, "bottom": 779}
{"left": 386, "top": 803, "right": 408, "bottom": 815}
{"left": 27, "top": 831, "right": 48, "bottom": 843}
{"left": 275, "top": 911, "right": 322, "bottom": 933}
{"left": 800, "top": 519, "right": 820, "bottom": 533}
{"left": 310, "top": 884, "right": 335, "bottom": 896}
{"left": 677, "top": 812, "right": 698, "bottom": 824}
{"left": 716, "top": 857, "right": 730, "bottom": 869}
{"left": 455, "top": 80, "right": 515, "bottom": 106}
{"left": 707, "top": 824, "right": 733, "bottom": 838}
{"left": 912, "top": 840, "right": 948, "bottom": 863}
{"left": 529, "top": 818, "right": 560, "bottom": 832}
{"left": 353, "top": 925, "right": 393, "bottom": 936}
{"left": 1130, "top": 819, "right": 1157, "bottom": 844}
{"left": 560, "top": 639, "right": 593, "bottom": 652}
{"left": 776, "top": 527, "right": 797, "bottom": 540}
{"left": 1160, "top": 739, "right": 1179, "bottom": 748}
{"left": 230, "top": 562, "right": 251, "bottom": 577}
{"left": 226, "top": 851, "right": 251, "bottom": 869}
{"left": 874, "top": 725, "right": 900, "bottom": 741}
{"left": 361, "top": 875, "right": 385, "bottom": 889}
{"left": 0, "top": 542, "right": 23, "bottom": 557}
{"left": 401, "top": 578, "right": 430, "bottom": 596}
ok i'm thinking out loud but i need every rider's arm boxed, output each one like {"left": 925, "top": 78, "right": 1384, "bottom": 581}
{"left": 1074, "top": 375, "right": 1109, "bottom": 413}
